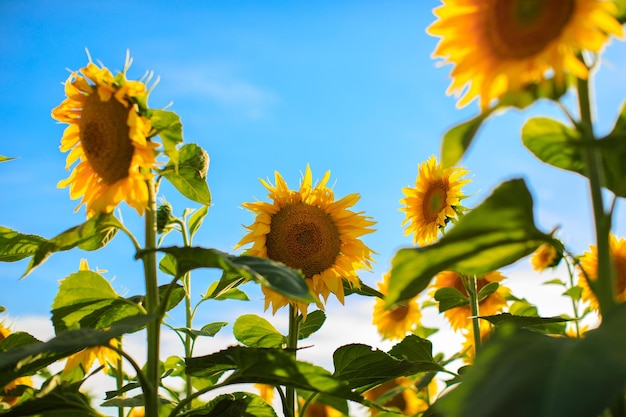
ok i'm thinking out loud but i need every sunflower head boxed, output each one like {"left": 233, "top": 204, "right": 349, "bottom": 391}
{"left": 400, "top": 155, "right": 470, "bottom": 246}
{"left": 427, "top": 0, "right": 624, "bottom": 110}
{"left": 432, "top": 270, "right": 509, "bottom": 331}
{"left": 364, "top": 377, "right": 437, "bottom": 416}
{"left": 531, "top": 243, "right": 562, "bottom": 271}
{"left": 235, "top": 165, "right": 376, "bottom": 316}
{"left": 52, "top": 54, "right": 159, "bottom": 217}
{"left": 0, "top": 323, "right": 33, "bottom": 406}
{"left": 372, "top": 272, "right": 422, "bottom": 341}
{"left": 577, "top": 233, "right": 626, "bottom": 312}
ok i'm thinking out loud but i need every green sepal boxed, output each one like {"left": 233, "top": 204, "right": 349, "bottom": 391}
{"left": 160, "top": 143, "right": 211, "bottom": 205}
{"left": 386, "top": 179, "right": 557, "bottom": 305}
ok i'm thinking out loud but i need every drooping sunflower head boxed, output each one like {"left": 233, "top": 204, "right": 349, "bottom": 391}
{"left": 372, "top": 272, "right": 422, "bottom": 341}
{"left": 235, "top": 165, "right": 376, "bottom": 316}
{"left": 432, "top": 270, "right": 509, "bottom": 331}
{"left": 400, "top": 155, "right": 470, "bottom": 246}
{"left": 427, "top": 0, "right": 624, "bottom": 110}
{"left": 577, "top": 233, "right": 626, "bottom": 312}
{"left": 52, "top": 54, "right": 159, "bottom": 217}
{"left": 531, "top": 243, "right": 562, "bottom": 271}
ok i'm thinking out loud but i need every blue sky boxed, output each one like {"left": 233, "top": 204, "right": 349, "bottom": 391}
{"left": 2, "top": 1, "right": 626, "bottom": 367}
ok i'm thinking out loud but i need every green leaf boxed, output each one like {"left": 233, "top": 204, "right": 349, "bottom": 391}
{"left": 161, "top": 143, "right": 211, "bottom": 205}
{"left": 198, "top": 322, "right": 229, "bottom": 337}
{"left": 188, "top": 205, "right": 209, "bottom": 240}
{"left": 179, "top": 392, "right": 278, "bottom": 417}
{"left": 186, "top": 346, "right": 363, "bottom": 403}
{"left": 387, "top": 335, "right": 438, "bottom": 364}
{"left": 0, "top": 226, "right": 47, "bottom": 262}
{"left": 233, "top": 314, "right": 286, "bottom": 348}
{"left": 333, "top": 342, "right": 442, "bottom": 393}
{"left": 0, "top": 155, "right": 16, "bottom": 163}
{"left": 543, "top": 278, "right": 566, "bottom": 286}
{"left": 150, "top": 109, "right": 183, "bottom": 167}
{"left": 159, "top": 253, "right": 178, "bottom": 276}
{"left": 441, "top": 110, "right": 493, "bottom": 168}
{"left": 147, "top": 246, "right": 316, "bottom": 304}
{"left": 436, "top": 304, "right": 626, "bottom": 417}
{"left": 563, "top": 286, "right": 583, "bottom": 301}
{"left": 434, "top": 287, "right": 468, "bottom": 313}
{"left": 203, "top": 272, "right": 247, "bottom": 300}
{"left": 387, "top": 179, "right": 556, "bottom": 304}
{"left": 477, "top": 281, "right": 499, "bottom": 302}
{"left": 298, "top": 310, "right": 326, "bottom": 340}
{"left": 23, "top": 213, "right": 122, "bottom": 277}
{"left": 0, "top": 315, "right": 154, "bottom": 386}
{"left": 51, "top": 271, "right": 142, "bottom": 333}
{"left": 479, "top": 313, "right": 569, "bottom": 328}
{"left": 522, "top": 114, "right": 626, "bottom": 198}
{"left": 343, "top": 279, "right": 384, "bottom": 298}
{"left": 0, "top": 378, "right": 103, "bottom": 417}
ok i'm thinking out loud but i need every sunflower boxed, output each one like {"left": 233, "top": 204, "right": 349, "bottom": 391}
{"left": 63, "top": 335, "right": 120, "bottom": 377}
{"left": 531, "top": 243, "right": 561, "bottom": 271}
{"left": 364, "top": 377, "right": 437, "bottom": 416}
{"left": 427, "top": 0, "right": 624, "bottom": 110}
{"left": 460, "top": 323, "right": 493, "bottom": 364}
{"left": 52, "top": 56, "right": 159, "bottom": 217}
{"left": 0, "top": 324, "right": 32, "bottom": 407}
{"left": 299, "top": 399, "right": 344, "bottom": 417}
{"left": 372, "top": 272, "right": 422, "bottom": 341}
{"left": 235, "top": 165, "right": 376, "bottom": 316}
{"left": 400, "top": 155, "right": 470, "bottom": 246}
{"left": 432, "top": 270, "right": 509, "bottom": 331}
{"left": 577, "top": 233, "right": 626, "bottom": 312}
{"left": 254, "top": 383, "right": 275, "bottom": 405}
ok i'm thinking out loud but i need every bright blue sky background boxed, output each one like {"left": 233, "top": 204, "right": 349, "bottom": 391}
{"left": 2, "top": 1, "right": 626, "bottom": 393}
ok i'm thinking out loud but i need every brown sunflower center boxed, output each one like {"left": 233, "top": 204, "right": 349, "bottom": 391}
{"left": 422, "top": 181, "right": 447, "bottom": 223}
{"left": 266, "top": 202, "right": 341, "bottom": 279}
{"left": 614, "top": 257, "right": 626, "bottom": 298}
{"left": 488, "top": 0, "right": 575, "bottom": 59}
{"left": 389, "top": 304, "right": 410, "bottom": 321}
{"left": 79, "top": 92, "right": 134, "bottom": 184}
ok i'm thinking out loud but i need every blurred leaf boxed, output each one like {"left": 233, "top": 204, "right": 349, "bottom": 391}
{"left": 477, "top": 281, "right": 499, "bottom": 301}
{"left": 161, "top": 143, "right": 211, "bottom": 205}
{"left": 186, "top": 346, "right": 363, "bottom": 403}
{"left": 522, "top": 114, "right": 626, "bottom": 197}
{"left": 0, "top": 226, "right": 47, "bottom": 262}
{"left": 0, "top": 315, "right": 154, "bottom": 386}
{"left": 615, "top": 0, "right": 626, "bottom": 24}
{"left": 22, "top": 213, "right": 122, "bottom": 277}
{"left": 498, "top": 77, "right": 568, "bottom": 110}
{"left": 0, "top": 155, "right": 16, "bottom": 163}
{"left": 159, "top": 253, "right": 178, "bottom": 276}
{"left": 543, "top": 278, "right": 566, "bottom": 286}
{"left": 298, "top": 310, "right": 326, "bottom": 340}
{"left": 387, "top": 179, "right": 556, "bottom": 304}
{"left": 188, "top": 205, "right": 209, "bottom": 240}
{"left": 179, "top": 392, "right": 278, "bottom": 417}
{"left": 150, "top": 109, "right": 183, "bottom": 167}
{"left": 434, "top": 287, "right": 468, "bottom": 313}
{"left": 51, "top": 271, "right": 143, "bottom": 333}
{"left": 148, "top": 246, "right": 316, "bottom": 304}
{"left": 333, "top": 342, "right": 442, "bottom": 393}
{"left": 233, "top": 314, "right": 286, "bottom": 348}
{"left": 563, "top": 286, "right": 583, "bottom": 301}
{"left": 480, "top": 313, "right": 569, "bottom": 328}
{"left": 440, "top": 110, "right": 493, "bottom": 168}
{"left": 437, "top": 304, "right": 626, "bottom": 417}
{"left": 0, "top": 378, "right": 103, "bottom": 417}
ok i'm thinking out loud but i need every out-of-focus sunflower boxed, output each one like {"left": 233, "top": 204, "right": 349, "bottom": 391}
{"left": 427, "top": 0, "right": 624, "bottom": 110}
{"left": 460, "top": 323, "right": 492, "bottom": 364}
{"left": 299, "top": 399, "right": 345, "bottom": 417}
{"left": 0, "top": 324, "right": 32, "bottom": 407}
{"left": 577, "top": 233, "right": 626, "bottom": 312}
{"left": 432, "top": 270, "right": 509, "bottom": 331}
{"left": 364, "top": 377, "right": 437, "bottom": 416}
{"left": 63, "top": 337, "right": 121, "bottom": 376}
{"left": 400, "top": 155, "right": 470, "bottom": 246}
{"left": 254, "top": 383, "right": 275, "bottom": 405}
{"left": 52, "top": 54, "right": 159, "bottom": 217}
{"left": 235, "top": 165, "right": 376, "bottom": 317}
{"left": 531, "top": 243, "right": 562, "bottom": 271}
{"left": 372, "top": 272, "right": 422, "bottom": 341}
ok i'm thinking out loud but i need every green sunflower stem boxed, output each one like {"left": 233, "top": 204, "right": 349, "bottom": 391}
{"left": 286, "top": 304, "right": 300, "bottom": 417}
{"left": 466, "top": 275, "right": 482, "bottom": 355}
{"left": 142, "top": 178, "right": 161, "bottom": 417}
{"left": 576, "top": 75, "right": 616, "bottom": 318}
